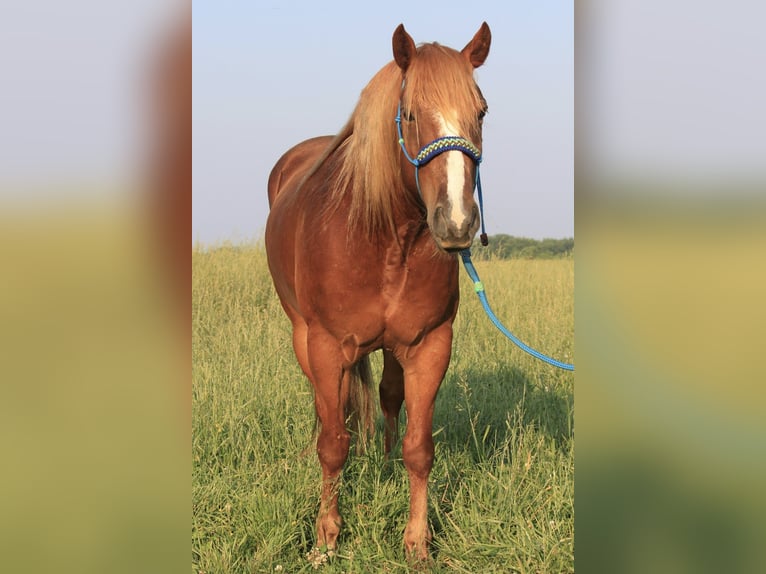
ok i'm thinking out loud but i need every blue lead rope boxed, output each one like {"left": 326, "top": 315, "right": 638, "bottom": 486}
{"left": 459, "top": 249, "right": 575, "bottom": 371}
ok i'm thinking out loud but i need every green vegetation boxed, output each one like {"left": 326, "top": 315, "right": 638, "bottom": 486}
{"left": 193, "top": 243, "right": 574, "bottom": 573}
{"left": 475, "top": 235, "right": 574, "bottom": 260}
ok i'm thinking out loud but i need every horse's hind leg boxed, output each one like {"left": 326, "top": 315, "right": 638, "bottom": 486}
{"left": 379, "top": 349, "right": 404, "bottom": 456}
{"left": 307, "top": 327, "right": 352, "bottom": 551}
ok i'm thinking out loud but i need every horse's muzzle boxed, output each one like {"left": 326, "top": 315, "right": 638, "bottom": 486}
{"left": 430, "top": 203, "right": 480, "bottom": 252}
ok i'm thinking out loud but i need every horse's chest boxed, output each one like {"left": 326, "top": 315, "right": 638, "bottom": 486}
{"left": 304, "top": 247, "right": 457, "bottom": 351}
{"left": 381, "top": 259, "right": 458, "bottom": 347}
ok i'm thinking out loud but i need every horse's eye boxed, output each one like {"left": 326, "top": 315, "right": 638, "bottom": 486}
{"left": 403, "top": 109, "right": 415, "bottom": 122}
{"left": 478, "top": 108, "right": 488, "bottom": 121}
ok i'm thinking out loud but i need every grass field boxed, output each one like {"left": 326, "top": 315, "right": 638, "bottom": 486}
{"left": 192, "top": 243, "right": 574, "bottom": 573}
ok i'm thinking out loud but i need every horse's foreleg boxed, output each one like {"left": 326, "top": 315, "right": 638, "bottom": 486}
{"left": 379, "top": 349, "right": 404, "bottom": 456}
{"left": 307, "top": 329, "right": 351, "bottom": 551}
{"left": 400, "top": 325, "right": 453, "bottom": 561}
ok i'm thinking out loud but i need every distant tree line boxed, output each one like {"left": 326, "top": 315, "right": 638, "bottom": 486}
{"left": 472, "top": 234, "right": 574, "bottom": 260}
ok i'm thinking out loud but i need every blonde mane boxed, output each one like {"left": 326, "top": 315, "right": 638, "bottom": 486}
{"left": 309, "top": 42, "right": 485, "bottom": 236}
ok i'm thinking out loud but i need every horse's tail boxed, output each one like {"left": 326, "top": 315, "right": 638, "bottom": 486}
{"left": 346, "top": 355, "right": 376, "bottom": 454}
{"left": 304, "top": 356, "right": 376, "bottom": 458}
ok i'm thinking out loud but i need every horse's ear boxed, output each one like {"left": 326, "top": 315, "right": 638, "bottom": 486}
{"left": 461, "top": 22, "right": 491, "bottom": 68}
{"left": 392, "top": 24, "right": 417, "bottom": 71}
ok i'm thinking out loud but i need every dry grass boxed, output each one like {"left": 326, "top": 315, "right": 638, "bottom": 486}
{"left": 192, "top": 243, "right": 573, "bottom": 573}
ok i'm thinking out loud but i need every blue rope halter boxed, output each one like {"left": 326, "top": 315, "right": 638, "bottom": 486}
{"left": 394, "top": 100, "right": 488, "bottom": 245}
{"left": 394, "top": 90, "right": 574, "bottom": 372}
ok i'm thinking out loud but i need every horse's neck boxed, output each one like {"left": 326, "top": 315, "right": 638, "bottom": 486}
{"left": 382, "top": 213, "right": 451, "bottom": 268}
{"left": 382, "top": 193, "right": 425, "bottom": 246}
{"left": 386, "top": 221, "right": 418, "bottom": 254}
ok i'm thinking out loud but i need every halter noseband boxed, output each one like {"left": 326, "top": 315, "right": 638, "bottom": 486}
{"left": 394, "top": 97, "right": 488, "bottom": 244}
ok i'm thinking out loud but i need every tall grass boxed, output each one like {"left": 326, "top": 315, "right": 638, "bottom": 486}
{"left": 193, "top": 243, "right": 573, "bottom": 573}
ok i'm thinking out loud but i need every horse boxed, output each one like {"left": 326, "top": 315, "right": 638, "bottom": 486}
{"left": 265, "top": 22, "right": 491, "bottom": 560}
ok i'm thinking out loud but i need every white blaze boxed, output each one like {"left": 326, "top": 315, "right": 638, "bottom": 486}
{"left": 436, "top": 112, "right": 468, "bottom": 228}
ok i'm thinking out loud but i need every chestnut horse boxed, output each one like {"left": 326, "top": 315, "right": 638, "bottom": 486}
{"left": 265, "top": 23, "right": 491, "bottom": 559}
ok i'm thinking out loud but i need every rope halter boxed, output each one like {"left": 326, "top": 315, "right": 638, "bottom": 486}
{"left": 394, "top": 99, "right": 488, "bottom": 245}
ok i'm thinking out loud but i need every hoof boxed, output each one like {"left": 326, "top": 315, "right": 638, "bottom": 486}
{"left": 404, "top": 526, "right": 432, "bottom": 563}
{"left": 306, "top": 546, "right": 336, "bottom": 569}
{"left": 316, "top": 511, "right": 342, "bottom": 551}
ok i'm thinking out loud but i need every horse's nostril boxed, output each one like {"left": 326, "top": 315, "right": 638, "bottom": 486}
{"left": 470, "top": 204, "right": 479, "bottom": 230}
{"left": 432, "top": 206, "right": 448, "bottom": 238}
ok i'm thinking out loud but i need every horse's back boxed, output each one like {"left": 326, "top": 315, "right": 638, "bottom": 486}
{"left": 267, "top": 136, "right": 334, "bottom": 207}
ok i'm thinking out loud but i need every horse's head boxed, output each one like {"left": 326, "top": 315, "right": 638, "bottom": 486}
{"left": 393, "top": 23, "right": 491, "bottom": 252}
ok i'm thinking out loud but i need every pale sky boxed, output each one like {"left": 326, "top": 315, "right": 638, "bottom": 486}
{"left": 192, "top": 1, "right": 574, "bottom": 243}
{"left": 2, "top": 3, "right": 763, "bottom": 242}
{"left": 581, "top": 0, "right": 766, "bottom": 186}
{"left": 0, "top": 1, "right": 181, "bottom": 190}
